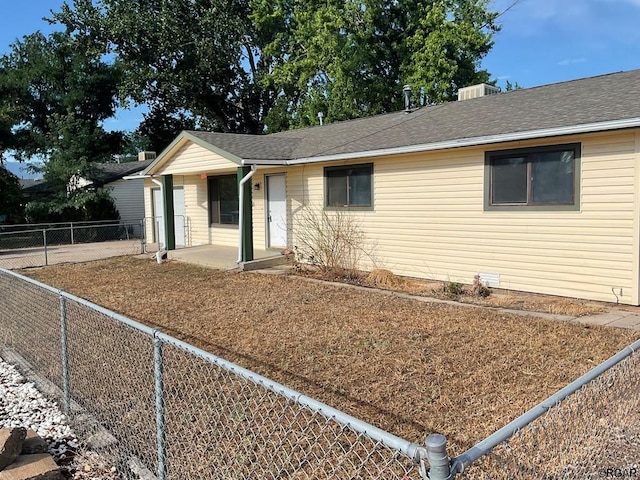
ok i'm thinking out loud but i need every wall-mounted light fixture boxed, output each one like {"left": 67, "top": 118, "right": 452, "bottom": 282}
{"left": 253, "top": 182, "right": 261, "bottom": 191}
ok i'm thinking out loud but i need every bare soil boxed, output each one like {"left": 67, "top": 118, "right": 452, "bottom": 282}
{"left": 22, "top": 256, "right": 639, "bottom": 457}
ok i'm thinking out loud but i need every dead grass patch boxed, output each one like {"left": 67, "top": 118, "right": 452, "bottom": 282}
{"left": 295, "top": 268, "right": 606, "bottom": 317}
{"left": 22, "top": 257, "right": 638, "bottom": 457}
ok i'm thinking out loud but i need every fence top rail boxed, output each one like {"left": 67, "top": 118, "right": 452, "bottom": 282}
{"left": 452, "top": 337, "right": 640, "bottom": 474}
{"left": 0, "top": 267, "right": 424, "bottom": 464}
{"left": 0, "top": 222, "right": 139, "bottom": 236}
{"left": 0, "top": 268, "right": 157, "bottom": 336}
{"left": 1, "top": 219, "right": 122, "bottom": 229}
{"left": 156, "top": 331, "right": 424, "bottom": 463}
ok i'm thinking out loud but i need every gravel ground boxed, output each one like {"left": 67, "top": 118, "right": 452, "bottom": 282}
{"left": 0, "top": 355, "right": 119, "bottom": 479}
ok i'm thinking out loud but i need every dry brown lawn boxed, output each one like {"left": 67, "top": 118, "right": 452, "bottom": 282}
{"left": 22, "top": 256, "right": 639, "bottom": 458}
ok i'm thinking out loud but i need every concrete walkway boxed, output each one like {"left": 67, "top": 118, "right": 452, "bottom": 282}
{"left": 573, "top": 309, "right": 640, "bottom": 330}
{"left": 267, "top": 271, "right": 640, "bottom": 331}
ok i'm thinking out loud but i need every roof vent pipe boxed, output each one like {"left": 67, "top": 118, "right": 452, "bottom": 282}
{"left": 317, "top": 112, "right": 324, "bottom": 126}
{"left": 403, "top": 85, "right": 412, "bottom": 113}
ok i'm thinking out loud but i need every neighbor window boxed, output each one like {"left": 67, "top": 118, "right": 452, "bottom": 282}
{"left": 208, "top": 175, "right": 238, "bottom": 225}
{"left": 486, "top": 143, "right": 580, "bottom": 209}
{"left": 324, "top": 164, "right": 373, "bottom": 208}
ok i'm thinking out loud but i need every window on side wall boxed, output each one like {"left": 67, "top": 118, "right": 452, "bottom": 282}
{"left": 485, "top": 143, "right": 580, "bottom": 211}
{"left": 208, "top": 175, "right": 239, "bottom": 225}
{"left": 324, "top": 163, "right": 373, "bottom": 209}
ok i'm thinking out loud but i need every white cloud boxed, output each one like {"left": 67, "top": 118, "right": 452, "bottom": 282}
{"left": 557, "top": 57, "right": 587, "bottom": 66}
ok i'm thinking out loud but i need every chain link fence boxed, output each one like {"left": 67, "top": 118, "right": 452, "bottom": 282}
{"left": 1, "top": 266, "right": 638, "bottom": 479}
{"left": 458, "top": 348, "right": 640, "bottom": 479}
{"left": 0, "top": 221, "right": 143, "bottom": 269}
{"left": 0, "top": 269, "right": 425, "bottom": 479}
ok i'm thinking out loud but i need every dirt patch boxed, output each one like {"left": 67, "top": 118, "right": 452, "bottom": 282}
{"left": 23, "top": 257, "right": 639, "bottom": 457}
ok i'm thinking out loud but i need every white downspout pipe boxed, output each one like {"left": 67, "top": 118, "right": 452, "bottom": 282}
{"left": 151, "top": 178, "right": 165, "bottom": 263}
{"left": 237, "top": 165, "right": 257, "bottom": 264}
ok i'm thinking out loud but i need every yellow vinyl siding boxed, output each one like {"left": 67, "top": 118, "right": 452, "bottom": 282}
{"left": 161, "top": 142, "right": 239, "bottom": 175}
{"left": 252, "top": 172, "right": 267, "bottom": 250}
{"left": 182, "top": 175, "right": 208, "bottom": 246}
{"left": 177, "top": 174, "right": 239, "bottom": 247}
{"left": 289, "top": 130, "right": 639, "bottom": 304}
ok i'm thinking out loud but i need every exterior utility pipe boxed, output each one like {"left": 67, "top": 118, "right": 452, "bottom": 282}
{"left": 237, "top": 165, "right": 257, "bottom": 264}
{"left": 151, "top": 178, "right": 164, "bottom": 261}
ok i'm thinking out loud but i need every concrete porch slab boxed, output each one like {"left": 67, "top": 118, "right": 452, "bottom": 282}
{"left": 167, "top": 244, "right": 288, "bottom": 271}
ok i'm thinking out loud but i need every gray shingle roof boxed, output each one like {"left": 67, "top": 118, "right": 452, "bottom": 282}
{"left": 188, "top": 69, "right": 640, "bottom": 162}
{"left": 89, "top": 160, "right": 154, "bottom": 186}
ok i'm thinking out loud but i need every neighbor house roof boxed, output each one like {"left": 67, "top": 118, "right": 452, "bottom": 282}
{"left": 146, "top": 69, "right": 640, "bottom": 172}
{"left": 87, "top": 160, "right": 154, "bottom": 187}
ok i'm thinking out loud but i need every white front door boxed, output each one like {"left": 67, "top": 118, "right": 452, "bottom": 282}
{"left": 266, "top": 174, "right": 287, "bottom": 248}
{"left": 152, "top": 187, "right": 186, "bottom": 248}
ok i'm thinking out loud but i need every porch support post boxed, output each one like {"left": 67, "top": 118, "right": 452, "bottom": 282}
{"left": 237, "top": 166, "right": 254, "bottom": 262}
{"left": 161, "top": 174, "right": 175, "bottom": 251}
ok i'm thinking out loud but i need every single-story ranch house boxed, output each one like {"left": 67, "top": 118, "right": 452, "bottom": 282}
{"left": 140, "top": 69, "right": 640, "bottom": 305}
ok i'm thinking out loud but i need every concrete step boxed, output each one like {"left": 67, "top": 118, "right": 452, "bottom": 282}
{"left": 0, "top": 428, "right": 60, "bottom": 480}
{"left": 0, "top": 454, "right": 61, "bottom": 480}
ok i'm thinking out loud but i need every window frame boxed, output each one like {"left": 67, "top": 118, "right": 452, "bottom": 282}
{"left": 208, "top": 174, "right": 239, "bottom": 226}
{"left": 323, "top": 163, "right": 374, "bottom": 210}
{"left": 484, "top": 143, "right": 581, "bottom": 212}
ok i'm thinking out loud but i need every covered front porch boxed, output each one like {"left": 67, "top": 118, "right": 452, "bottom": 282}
{"left": 167, "top": 244, "right": 292, "bottom": 271}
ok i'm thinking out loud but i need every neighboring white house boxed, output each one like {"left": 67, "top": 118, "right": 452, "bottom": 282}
{"left": 69, "top": 155, "right": 154, "bottom": 235}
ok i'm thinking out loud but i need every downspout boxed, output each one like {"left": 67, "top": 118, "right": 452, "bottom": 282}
{"left": 151, "top": 178, "right": 164, "bottom": 262}
{"left": 237, "top": 165, "right": 257, "bottom": 264}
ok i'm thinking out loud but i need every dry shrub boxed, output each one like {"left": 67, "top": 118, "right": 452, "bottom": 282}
{"left": 365, "top": 269, "right": 405, "bottom": 288}
{"left": 470, "top": 274, "right": 491, "bottom": 298}
{"left": 292, "top": 207, "right": 371, "bottom": 276}
{"left": 434, "top": 280, "right": 466, "bottom": 299}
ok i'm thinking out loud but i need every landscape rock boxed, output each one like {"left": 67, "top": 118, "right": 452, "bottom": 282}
{"left": 21, "top": 432, "right": 48, "bottom": 456}
{"left": 0, "top": 428, "right": 27, "bottom": 471}
{"left": 0, "top": 453, "right": 61, "bottom": 480}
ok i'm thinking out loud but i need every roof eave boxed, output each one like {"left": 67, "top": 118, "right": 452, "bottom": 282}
{"left": 241, "top": 159, "right": 290, "bottom": 166}
{"left": 286, "top": 118, "right": 640, "bottom": 165}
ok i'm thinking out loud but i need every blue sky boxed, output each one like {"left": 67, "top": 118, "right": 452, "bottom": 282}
{"left": 1, "top": 0, "right": 639, "bottom": 132}
{"left": 486, "top": 0, "right": 640, "bottom": 87}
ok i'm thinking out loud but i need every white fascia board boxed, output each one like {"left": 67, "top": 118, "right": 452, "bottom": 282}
{"left": 123, "top": 174, "right": 154, "bottom": 180}
{"left": 286, "top": 118, "right": 640, "bottom": 165}
{"left": 241, "top": 159, "right": 289, "bottom": 166}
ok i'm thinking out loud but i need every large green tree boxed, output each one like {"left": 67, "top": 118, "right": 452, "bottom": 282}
{"left": 0, "top": 30, "right": 124, "bottom": 221}
{"left": 0, "top": 165, "right": 23, "bottom": 223}
{"left": 54, "top": 0, "right": 499, "bottom": 140}
{"left": 254, "top": 0, "right": 499, "bottom": 130}
{"left": 54, "top": 0, "right": 266, "bottom": 149}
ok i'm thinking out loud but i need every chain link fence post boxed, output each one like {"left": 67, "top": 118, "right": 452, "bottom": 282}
{"left": 59, "top": 292, "right": 71, "bottom": 416}
{"left": 43, "top": 229, "right": 48, "bottom": 266}
{"left": 426, "top": 434, "right": 453, "bottom": 480}
{"left": 70, "top": 222, "right": 75, "bottom": 245}
{"left": 154, "top": 331, "right": 167, "bottom": 480}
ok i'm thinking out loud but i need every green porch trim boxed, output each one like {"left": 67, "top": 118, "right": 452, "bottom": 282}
{"left": 161, "top": 174, "right": 176, "bottom": 250}
{"left": 238, "top": 166, "right": 254, "bottom": 262}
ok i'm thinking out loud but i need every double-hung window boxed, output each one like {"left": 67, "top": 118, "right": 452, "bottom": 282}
{"left": 208, "top": 175, "right": 239, "bottom": 225}
{"left": 486, "top": 143, "right": 580, "bottom": 210}
{"left": 324, "top": 164, "right": 373, "bottom": 208}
